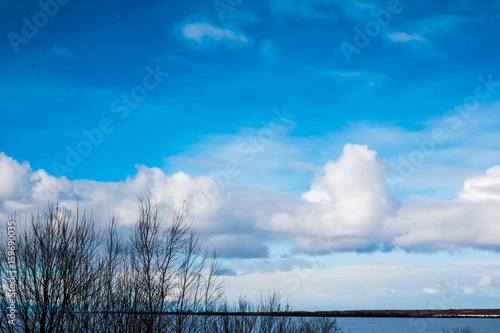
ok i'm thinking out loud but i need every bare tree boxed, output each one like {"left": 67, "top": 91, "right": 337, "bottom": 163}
{"left": 200, "top": 249, "right": 226, "bottom": 333}
{"left": 129, "top": 196, "right": 190, "bottom": 332}
{"left": 0, "top": 199, "right": 229, "bottom": 333}
{"left": 173, "top": 230, "right": 205, "bottom": 333}
{"left": 0, "top": 204, "right": 102, "bottom": 333}
{"left": 96, "top": 214, "right": 131, "bottom": 332}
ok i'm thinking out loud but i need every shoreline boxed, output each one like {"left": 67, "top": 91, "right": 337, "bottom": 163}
{"left": 259, "top": 309, "right": 500, "bottom": 318}
{"left": 84, "top": 309, "right": 500, "bottom": 318}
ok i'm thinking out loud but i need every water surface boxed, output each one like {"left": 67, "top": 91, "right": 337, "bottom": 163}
{"left": 334, "top": 317, "right": 499, "bottom": 333}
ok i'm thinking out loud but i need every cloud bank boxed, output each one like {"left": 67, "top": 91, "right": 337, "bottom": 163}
{"left": 1, "top": 142, "right": 500, "bottom": 257}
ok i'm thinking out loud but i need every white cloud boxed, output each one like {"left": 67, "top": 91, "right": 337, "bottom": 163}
{"left": 387, "top": 32, "right": 425, "bottom": 42}
{"left": 464, "top": 287, "right": 475, "bottom": 294}
{"left": 258, "top": 144, "right": 400, "bottom": 252}
{"left": 3, "top": 138, "right": 500, "bottom": 256}
{"left": 302, "top": 144, "right": 396, "bottom": 217}
{"left": 2, "top": 154, "right": 499, "bottom": 308}
{"left": 459, "top": 166, "right": 500, "bottom": 202}
{"left": 422, "top": 287, "right": 441, "bottom": 294}
{"left": 0, "top": 152, "right": 31, "bottom": 200}
{"left": 251, "top": 142, "right": 500, "bottom": 253}
{"left": 0, "top": 153, "right": 283, "bottom": 259}
{"left": 387, "top": 164, "right": 500, "bottom": 252}
{"left": 478, "top": 276, "right": 493, "bottom": 287}
{"left": 0, "top": 155, "right": 212, "bottom": 225}
{"left": 387, "top": 199, "right": 500, "bottom": 251}
{"left": 181, "top": 22, "right": 249, "bottom": 44}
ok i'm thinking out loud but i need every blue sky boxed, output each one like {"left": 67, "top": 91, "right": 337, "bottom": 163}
{"left": 1, "top": 0, "right": 500, "bottom": 310}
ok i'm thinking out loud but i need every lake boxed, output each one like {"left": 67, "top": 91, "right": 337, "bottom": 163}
{"left": 334, "top": 317, "right": 499, "bottom": 333}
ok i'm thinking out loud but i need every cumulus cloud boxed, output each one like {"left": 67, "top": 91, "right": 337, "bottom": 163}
{"left": 478, "top": 276, "right": 493, "bottom": 287}
{"left": 258, "top": 144, "right": 400, "bottom": 253}
{"left": 254, "top": 144, "right": 500, "bottom": 254}
{"left": 0, "top": 153, "right": 32, "bottom": 200}
{"left": 422, "top": 287, "right": 441, "bottom": 294}
{"left": 459, "top": 166, "right": 500, "bottom": 202}
{"left": 0, "top": 153, "right": 295, "bottom": 259}
{"left": 386, "top": 165, "right": 500, "bottom": 252}
{"left": 2, "top": 143, "right": 500, "bottom": 256}
{"left": 464, "top": 287, "right": 475, "bottom": 294}
{"left": 0, "top": 153, "right": 267, "bottom": 258}
{"left": 0, "top": 156, "right": 210, "bottom": 225}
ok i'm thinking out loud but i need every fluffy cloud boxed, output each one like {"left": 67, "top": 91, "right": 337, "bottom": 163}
{"left": 386, "top": 165, "right": 500, "bottom": 252}
{"left": 2, "top": 142, "right": 500, "bottom": 256}
{"left": 422, "top": 288, "right": 441, "bottom": 295}
{"left": 0, "top": 153, "right": 284, "bottom": 259}
{"left": 463, "top": 287, "right": 475, "bottom": 294}
{"left": 459, "top": 166, "right": 500, "bottom": 202}
{"left": 254, "top": 144, "right": 500, "bottom": 254}
{"left": 478, "top": 276, "right": 493, "bottom": 287}
{"left": 258, "top": 144, "right": 400, "bottom": 252}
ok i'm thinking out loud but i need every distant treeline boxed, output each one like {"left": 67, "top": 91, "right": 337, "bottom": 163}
{"left": 271, "top": 309, "right": 500, "bottom": 318}
{"left": 0, "top": 198, "right": 345, "bottom": 333}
